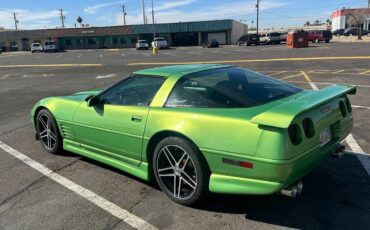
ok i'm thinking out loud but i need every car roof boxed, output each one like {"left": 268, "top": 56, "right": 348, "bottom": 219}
{"left": 133, "top": 64, "right": 231, "bottom": 77}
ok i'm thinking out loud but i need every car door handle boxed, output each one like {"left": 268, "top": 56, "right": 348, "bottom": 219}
{"left": 131, "top": 115, "right": 143, "bottom": 122}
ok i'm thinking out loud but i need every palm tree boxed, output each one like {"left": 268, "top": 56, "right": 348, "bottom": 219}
{"left": 304, "top": 21, "right": 311, "bottom": 27}
{"left": 77, "top": 16, "right": 83, "bottom": 27}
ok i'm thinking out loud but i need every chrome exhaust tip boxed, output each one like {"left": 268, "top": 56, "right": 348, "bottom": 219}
{"left": 281, "top": 181, "right": 303, "bottom": 198}
{"left": 331, "top": 145, "right": 345, "bottom": 158}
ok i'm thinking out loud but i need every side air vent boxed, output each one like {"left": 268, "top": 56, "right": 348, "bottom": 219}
{"left": 302, "top": 118, "right": 315, "bottom": 138}
{"left": 345, "top": 97, "right": 352, "bottom": 113}
{"left": 339, "top": 101, "right": 347, "bottom": 117}
{"left": 288, "top": 124, "right": 302, "bottom": 145}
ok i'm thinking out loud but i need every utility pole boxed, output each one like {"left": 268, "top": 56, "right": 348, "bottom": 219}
{"left": 58, "top": 9, "right": 65, "bottom": 28}
{"left": 256, "top": 0, "right": 260, "bottom": 34}
{"left": 121, "top": 4, "right": 127, "bottom": 25}
{"left": 151, "top": 0, "right": 156, "bottom": 39}
{"left": 13, "top": 13, "right": 19, "bottom": 30}
{"left": 141, "top": 0, "right": 146, "bottom": 24}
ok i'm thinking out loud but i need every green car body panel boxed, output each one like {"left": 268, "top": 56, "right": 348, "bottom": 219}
{"left": 31, "top": 64, "right": 356, "bottom": 195}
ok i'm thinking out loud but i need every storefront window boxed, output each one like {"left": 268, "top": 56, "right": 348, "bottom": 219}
{"left": 65, "top": 39, "right": 72, "bottom": 46}
{"left": 113, "top": 37, "right": 118, "bottom": 44}
{"left": 88, "top": 38, "right": 96, "bottom": 45}
{"left": 76, "top": 39, "right": 83, "bottom": 45}
{"left": 120, "top": 37, "right": 127, "bottom": 44}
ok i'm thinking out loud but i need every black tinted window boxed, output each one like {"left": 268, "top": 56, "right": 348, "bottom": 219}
{"left": 165, "top": 67, "right": 301, "bottom": 108}
{"left": 100, "top": 76, "right": 165, "bottom": 106}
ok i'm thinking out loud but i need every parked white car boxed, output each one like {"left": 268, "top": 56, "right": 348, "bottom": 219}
{"left": 151, "top": 37, "right": 168, "bottom": 49}
{"left": 43, "top": 41, "right": 57, "bottom": 52}
{"left": 31, "top": 43, "right": 43, "bottom": 53}
{"left": 136, "top": 40, "right": 149, "bottom": 50}
{"left": 260, "top": 32, "right": 281, "bottom": 44}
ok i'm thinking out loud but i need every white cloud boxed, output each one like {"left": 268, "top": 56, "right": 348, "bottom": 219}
{"left": 114, "top": 0, "right": 285, "bottom": 25}
{"left": 0, "top": 9, "right": 62, "bottom": 29}
{"left": 154, "top": 0, "right": 197, "bottom": 11}
{"left": 83, "top": 1, "right": 123, "bottom": 14}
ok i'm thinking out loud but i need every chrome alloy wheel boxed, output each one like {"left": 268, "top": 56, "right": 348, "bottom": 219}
{"left": 37, "top": 114, "right": 57, "bottom": 151}
{"left": 156, "top": 145, "right": 197, "bottom": 199}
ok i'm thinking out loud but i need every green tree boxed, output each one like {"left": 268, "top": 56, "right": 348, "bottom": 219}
{"left": 77, "top": 16, "right": 83, "bottom": 27}
{"left": 304, "top": 21, "right": 311, "bottom": 26}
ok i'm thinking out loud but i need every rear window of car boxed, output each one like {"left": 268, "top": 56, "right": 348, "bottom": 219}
{"left": 138, "top": 40, "right": 147, "bottom": 43}
{"left": 269, "top": 32, "right": 280, "bottom": 37}
{"left": 165, "top": 67, "right": 302, "bottom": 108}
{"left": 32, "top": 43, "right": 40, "bottom": 47}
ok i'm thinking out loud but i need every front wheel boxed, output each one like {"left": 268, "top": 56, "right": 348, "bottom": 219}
{"left": 36, "top": 109, "right": 63, "bottom": 154}
{"left": 153, "top": 137, "right": 209, "bottom": 205}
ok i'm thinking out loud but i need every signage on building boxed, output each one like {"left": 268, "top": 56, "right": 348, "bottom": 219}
{"left": 81, "top": 30, "right": 95, "bottom": 34}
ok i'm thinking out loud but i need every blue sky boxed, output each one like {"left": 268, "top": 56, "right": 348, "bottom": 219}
{"left": 0, "top": 0, "right": 368, "bottom": 30}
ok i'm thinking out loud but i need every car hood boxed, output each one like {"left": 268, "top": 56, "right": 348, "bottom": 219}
{"left": 62, "top": 88, "right": 103, "bottom": 102}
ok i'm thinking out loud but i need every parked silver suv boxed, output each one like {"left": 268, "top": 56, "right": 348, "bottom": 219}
{"left": 31, "top": 43, "right": 43, "bottom": 53}
{"left": 44, "top": 41, "right": 57, "bottom": 52}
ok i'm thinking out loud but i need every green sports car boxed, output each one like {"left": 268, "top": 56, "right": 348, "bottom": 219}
{"left": 31, "top": 64, "right": 356, "bottom": 205}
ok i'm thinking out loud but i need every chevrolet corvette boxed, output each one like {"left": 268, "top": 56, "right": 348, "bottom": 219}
{"left": 31, "top": 64, "right": 356, "bottom": 205}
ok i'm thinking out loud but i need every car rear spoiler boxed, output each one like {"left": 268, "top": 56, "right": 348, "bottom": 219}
{"left": 251, "top": 85, "right": 356, "bottom": 128}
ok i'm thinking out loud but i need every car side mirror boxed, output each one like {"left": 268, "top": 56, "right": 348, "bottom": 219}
{"left": 87, "top": 95, "right": 101, "bottom": 107}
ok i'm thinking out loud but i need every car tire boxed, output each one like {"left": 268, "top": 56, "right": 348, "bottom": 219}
{"left": 325, "top": 40, "right": 330, "bottom": 43}
{"left": 153, "top": 136, "right": 209, "bottom": 205}
{"left": 36, "top": 109, "right": 63, "bottom": 154}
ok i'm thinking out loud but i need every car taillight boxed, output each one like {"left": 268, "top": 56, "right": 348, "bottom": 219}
{"left": 288, "top": 124, "right": 302, "bottom": 145}
{"left": 339, "top": 101, "right": 347, "bottom": 117}
{"left": 345, "top": 97, "right": 352, "bottom": 113}
{"left": 302, "top": 118, "right": 315, "bottom": 138}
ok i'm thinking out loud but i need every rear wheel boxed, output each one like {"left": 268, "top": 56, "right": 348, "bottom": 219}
{"left": 153, "top": 137, "right": 209, "bottom": 205}
{"left": 36, "top": 109, "right": 63, "bottom": 154}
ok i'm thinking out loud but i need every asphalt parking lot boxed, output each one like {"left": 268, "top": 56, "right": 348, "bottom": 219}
{"left": 1, "top": 42, "right": 370, "bottom": 230}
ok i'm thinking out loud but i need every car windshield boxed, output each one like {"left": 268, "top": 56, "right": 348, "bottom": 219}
{"left": 165, "top": 67, "right": 302, "bottom": 108}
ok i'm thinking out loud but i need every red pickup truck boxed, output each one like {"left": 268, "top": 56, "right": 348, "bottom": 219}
{"left": 308, "top": 30, "right": 332, "bottom": 43}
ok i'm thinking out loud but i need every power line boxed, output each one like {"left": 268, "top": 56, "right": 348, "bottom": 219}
{"left": 58, "top": 9, "right": 65, "bottom": 28}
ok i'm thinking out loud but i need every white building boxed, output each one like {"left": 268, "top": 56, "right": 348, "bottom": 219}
{"left": 331, "top": 8, "right": 370, "bottom": 31}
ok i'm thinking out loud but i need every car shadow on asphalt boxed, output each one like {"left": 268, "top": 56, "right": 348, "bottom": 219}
{"left": 68, "top": 151, "right": 370, "bottom": 229}
{"left": 195, "top": 154, "right": 370, "bottom": 229}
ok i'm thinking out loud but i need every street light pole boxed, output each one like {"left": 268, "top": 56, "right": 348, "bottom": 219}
{"left": 141, "top": 0, "right": 146, "bottom": 24}
{"left": 58, "top": 9, "right": 65, "bottom": 28}
{"left": 121, "top": 4, "right": 127, "bottom": 25}
{"left": 151, "top": 0, "right": 156, "bottom": 39}
{"left": 256, "top": 0, "right": 260, "bottom": 34}
{"left": 13, "top": 13, "right": 18, "bottom": 30}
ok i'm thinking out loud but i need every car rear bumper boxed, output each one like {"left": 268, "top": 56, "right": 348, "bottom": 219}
{"left": 204, "top": 140, "right": 343, "bottom": 195}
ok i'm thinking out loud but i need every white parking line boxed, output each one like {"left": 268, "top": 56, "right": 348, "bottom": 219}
{"left": 142, "top": 53, "right": 150, "bottom": 57}
{"left": 285, "top": 80, "right": 370, "bottom": 88}
{"left": 56, "top": 55, "right": 63, "bottom": 58}
{"left": 302, "top": 72, "right": 370, "bottom": 176}
{"left": 187, "top": 52, "right": 201, "bottom": 55}
{"left": 268, "top": 71, "right": 286, "bottom": 76}
{"left": 164, "top": 52, "right": 176, "bottom": 56}
{"left": 0, "top": 141, "right": 157, "bottom": 230}
{"left": 121, "top": 53, "right": 126, "bottom": 57}
{"left": 99, "top": 54, "right": 103, "bottom": 58}
{"left": 96, "top": 74, "right": 117, "bottom": 79}
{"left": 1, "top": 74, "right": 9, "bottom": 79}
{"left": 77, "top": 55, "right": 82, "bottom": 58}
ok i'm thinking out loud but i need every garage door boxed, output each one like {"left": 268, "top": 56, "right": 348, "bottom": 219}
{"left": 207, "top": 32, "right": 226, "bottom": 44}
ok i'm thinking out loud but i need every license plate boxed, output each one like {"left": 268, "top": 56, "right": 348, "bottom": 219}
{"left": 320, "top": 128, "right": 331, "bottom": 146}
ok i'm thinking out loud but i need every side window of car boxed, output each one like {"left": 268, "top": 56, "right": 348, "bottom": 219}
{"left": 99, "top": 76, "right": 165, "bottom": 106}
